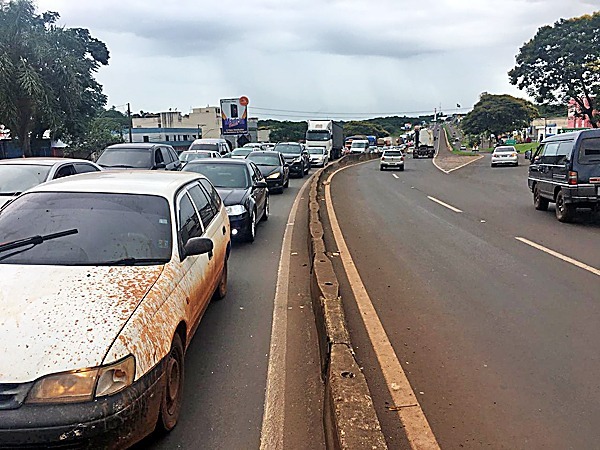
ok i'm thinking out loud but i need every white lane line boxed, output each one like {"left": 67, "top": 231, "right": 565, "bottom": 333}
{"left": 326, "top": 164, "right": 440, "bottom": 450}
{"left": 427, "top": 195, "right": 463, "bottom": 213}
{"left": 515, "top": 237, "right": 600, "bottom": 277}
{"left": 432, "top": 127, "right": 484, "bottom": 174}
{"left": 260, "top": 176, "right": 312, "bottom": 450}
{"left": 392, "top": 173, "right": 400, "bottom": 179}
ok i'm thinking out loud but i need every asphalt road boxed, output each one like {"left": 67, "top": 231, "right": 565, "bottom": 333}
{"left": 140, "top": 172, "right": 325, "bottom": 450}
{"left": 325, "top": 155, "right": 600, "bottom": 449}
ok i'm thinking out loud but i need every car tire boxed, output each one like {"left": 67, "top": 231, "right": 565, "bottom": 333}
{"left": 261, "top": 196, "right": 269, "bottom": 221}
{"left": 380, "top": 166, "right": 384, "bottom": 171}
{"left": 246, "top": 210, "right": 256, "bottom": 242}
{"left": 533, "top": 187, "right": 549, "bottom": 211}
{"left": 212, "top": 261, "right": 228, "bottom": 301}
{"left": 491, "top": 163, "right": 495, "bottom": 168}
{"left": 157, "top": 333, "right": 184, "bottom": 432}
{"left": 399, "top": 166, "right": 404, "bottom": 171}
{"left": 555, "top": 191, "right": 575, "bottom": 222}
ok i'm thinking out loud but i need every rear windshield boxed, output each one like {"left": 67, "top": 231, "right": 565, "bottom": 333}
{"left": 189, "top": 143, "right": 219, "bottom": 151}
{"left": 183, "top": 163, "right": 250, "bottom": 188}
{"left": 97, "top": 147, "right": 152, "bottom": 169}
{"left": 0, "top": 165, "right": 51, "bottom": 195}
{"left": 308, "top": 148, "right": 325, "bottom": 155}
{"left": 180, "top": 152, "right": 212, "bottom": 162}
{"left": 578, "top": 138, "right": 600, "bottom": 165}
{"left": 0, "top": 192, "right": 172, "bottom": 265}
{"left": 247, "top": 154, "right": 280, "bottom": 166}
{"left": 274, "top": 144, "right": 301, "bottom": 154}
{"left": 383, "top": 151, "right": 402, "bottom": 156}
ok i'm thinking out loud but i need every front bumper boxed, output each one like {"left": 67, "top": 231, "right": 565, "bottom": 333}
{"left": 228, "top": 212, "right": 251, "bottom": 238}
{"left": 310, "top": 158, "right": 325, "bottom": 167}
{"left": 0, "top": 359, "right": 165, "bottom": 449}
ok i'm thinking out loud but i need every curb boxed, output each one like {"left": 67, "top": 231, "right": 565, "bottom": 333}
{"left": 308, "top": 154, "right": 388, "bottom": 450}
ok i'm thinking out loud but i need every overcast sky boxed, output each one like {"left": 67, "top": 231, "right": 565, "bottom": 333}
{"left": 37, "top": 0, "right": 598, "bottom": 120}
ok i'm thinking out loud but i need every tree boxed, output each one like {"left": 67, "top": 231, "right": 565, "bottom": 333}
{"left": 343, "top": 121, "right": 389, "bottom": 137}
{"left": 460, "top": 93, "right": 538, "bottom": 139}
{"left": 66, "top": 107, "right": 128, "bottom": 159}
{"left": 0, "top": 0, "right": 109, "bottom": 156}
{"left": 509, "top": 12, "right": 600, "bottom": 128}
{"left": 259, "top": 120, "right": 307, "bottom": 142}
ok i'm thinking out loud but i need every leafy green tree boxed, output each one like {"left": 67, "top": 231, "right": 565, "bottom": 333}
{"left": 460, "top": 93, "right": 538, "bottom": 139}
{"left": 259, "top": 120, "right": 307, "bottom": 142}
{"left": 343, "top": 121, "right": 389, "bottom": 137}
{"left": 0, "top": 0, "right": 109, "bottom": 156}
{"left": 509, "top": 12, "right": 600, "bottom": 128}
{"left": 66, "top": 107, "right": 128, "bottom": 159}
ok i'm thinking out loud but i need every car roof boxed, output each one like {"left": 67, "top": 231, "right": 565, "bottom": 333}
{"left": 0, "top": 157, "right": 96, "bottom": 166}
{"left": 105, "top": 143, "right": 166, "bottom": 149}
{"left": 190, "top": 138, "right": 227, "bottom": 144}
{"left": 28, "top": 171, "right": 206, "bottom": 197}
{"left": 184, "top": 158, "right": 251, "bottom": 166}
{"left": 181, "top": 149, "right": 215, "bottom": 153}
{"left": 542, "top": 128, "right": 600, "bottom": 143}
{"left": 247, "top": 151, "right": 280, "bottom": 156}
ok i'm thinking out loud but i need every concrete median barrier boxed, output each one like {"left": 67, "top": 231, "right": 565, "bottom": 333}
{"left": 308, "top": 154, "right": 387, "bottom": 449}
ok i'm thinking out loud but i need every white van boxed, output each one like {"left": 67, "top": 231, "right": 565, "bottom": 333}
{"left": 350, "top": 139, "right": 369, "bottom": 154}
{"left": 188, "top": 138, "right": 230, "bottom": 155}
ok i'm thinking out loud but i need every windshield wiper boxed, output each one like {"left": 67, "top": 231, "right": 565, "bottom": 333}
{"left": 0, "top": 229, "right": 79, "bottom": 254}
{"left": 97, "top": 257, "right": 169, "bottom": 266}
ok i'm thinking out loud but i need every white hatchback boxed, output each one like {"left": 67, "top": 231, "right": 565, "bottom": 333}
{"left": 380, "top": 149, "right": 405, "bottom": 171}
{"left": 491, "top": 145, "right": 519, "bottom": 167}
{"left": 0, "top": 171, "right": 230, "bottom": 448}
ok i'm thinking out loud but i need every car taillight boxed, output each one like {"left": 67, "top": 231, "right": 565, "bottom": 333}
{"left": 511, "top": 153, "right": 517, "bottom": 157}
{"left": 401, "top": 156, "right": 404, "bottom": 161}
{"left": 568, "top": 171, "right": 578, "bottom": 185}
{"left": 381, "top": 157, "right": 386, "bottom": 160}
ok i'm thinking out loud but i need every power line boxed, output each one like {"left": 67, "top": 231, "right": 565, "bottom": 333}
{"left": 251, "top": 105, "right": 470, "bottom": 117}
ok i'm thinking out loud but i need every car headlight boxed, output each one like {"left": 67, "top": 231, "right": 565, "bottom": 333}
{"left": 27, "top": 356, "right": 135, "bottom": 404}
{"left": 226, "top": 204, "right": 247, "bottom": 216}
{"left": 267, "top": 172, "right": 281, "bottom": 179}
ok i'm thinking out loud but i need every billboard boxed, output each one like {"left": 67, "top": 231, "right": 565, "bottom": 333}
{"left": 220, "top": 97, "right": 249, "bottom": 135}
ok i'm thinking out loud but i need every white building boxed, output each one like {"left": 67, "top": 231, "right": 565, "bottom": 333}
{"left": 133, "top": 107, "right": 222, "bottom": 139}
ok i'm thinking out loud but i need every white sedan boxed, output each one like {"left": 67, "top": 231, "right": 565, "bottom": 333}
{"left": 0, "top": 171, "right": 230, "bottom": 448}
{"left": 491, "top": 145, "right": 519, "bottom": 167}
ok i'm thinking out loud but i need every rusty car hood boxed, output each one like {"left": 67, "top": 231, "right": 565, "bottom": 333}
{"left": 0, "top": 264, "right": 163, "bottom": 383}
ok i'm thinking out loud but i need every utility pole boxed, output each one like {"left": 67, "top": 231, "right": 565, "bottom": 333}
{"left": 127, "top": 103, "right": 133, "bottom": 143}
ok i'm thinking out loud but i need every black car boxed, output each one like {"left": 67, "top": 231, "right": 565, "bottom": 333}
{"left": 96, "top": 143, "right": 182, "bottom": 171}
{"left": 183, "top": 159, "right": 269, "bottom": 242}
{"left": 273, "top": 142, "right": 310, "bottom": 177}
{"left": 528, "top": 129, "right": 600, "bottom": 222}
{"left": 246, "top": 151, "right": 290, "bottom": 194}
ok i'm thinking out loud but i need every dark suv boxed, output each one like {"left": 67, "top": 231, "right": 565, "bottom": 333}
{"left": 97, "top": 143, "right": 182, "bottom": 171}
{"left": 273, "top": 142, "right": 310, "bottom": 177}
{"left": 528, "top": 129, "right": 600, "bottom": 222}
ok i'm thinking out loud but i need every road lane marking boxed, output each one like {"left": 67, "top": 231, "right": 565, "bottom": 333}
{"left": 392, "top": 173, "right": 399, "bottom": 179}
{"left": 433, "top": 127, "right": 484, "bottom": 173}
{"left": 326, "top": 163, "right": 441, "bottom": 450}
{"left": 515, "top": 237, "right": 600, "bottom": 277}
{"left": 260, "top": 176, "right": 312, "bottom": 450}
{"left": 427, "top": 195, "right": 463, "bottom": 213}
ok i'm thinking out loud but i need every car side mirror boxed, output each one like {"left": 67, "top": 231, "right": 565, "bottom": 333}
{"left": 254, "top": 180, "right": 268, "bottom": 189}
{"left": 184, "top": 237, "right": 213, "bottom": 258}
{"left": 154, "top": 162, "right": 166, "bottom": 169}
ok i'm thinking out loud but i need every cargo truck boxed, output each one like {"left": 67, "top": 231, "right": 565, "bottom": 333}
{"left": 305, "top": 120, "right": 344, "bottom": 160}
{"left": 413, "top": 127, "right": 435, "bottom": 158}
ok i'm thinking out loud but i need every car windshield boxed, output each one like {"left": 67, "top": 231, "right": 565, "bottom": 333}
{"left": 351, "top": 142, "right": 368, "bottom": 148}
{"left": 189, "top": 143, "right": 219, "bottom": 151}
{"left": 384, "top": 151, "right": 402, "bottom": 156}
{"left": 247, "top": 154, "right": 281, "bottom": 166}
{"left": 183, "top": 163, "right": 250, "bottom": 188}
{"left": 180, "top": 151, "right": 212, "bottom": 162}
{"left": 231, "top": 148, "right": 252, "bottom": 157}
{"left": 96, "top": 148, "right": 152, "bottom": 168}
{"left": 0, "top": 165, "right": 51, "bottom": 195}
{"left": 308, "top": 148, "right": 325, "bottom": 155}
{"left": 275, "top": 144, "right": 301, "bottom": 154}
{"left": 0, "top": 192, "right": 172, "bottom": 265}
{"left": 306, "top": 131, "right": 329, "bottom": 141}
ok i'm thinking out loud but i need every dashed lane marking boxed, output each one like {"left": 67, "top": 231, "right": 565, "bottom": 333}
{"left": 515, "top": 237, "right": 600, "bottom": 277}
{"left": 427, "top": 195, "right": 463, "bottom": 213}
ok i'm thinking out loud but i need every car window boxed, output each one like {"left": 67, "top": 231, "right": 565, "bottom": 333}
{"left": 155, "top": 148, "right": 165, "bottom": 165}
{"left": 168, "top": 147, "right": 179, "bottom": 163}
{"left": 0, "top": 165, "right": 52, "bottom": 194}
{"left": 578, "top": 137, "right": 600, "bottom": 165}
{"left": 199, "top": 178, "right": 222, "bottom": 210}
{"left": 250, "top": 163, "right": 263, "bottom": 183}
{"left": 96, "top": 147, "right": 152, "bottom": 169}
{"left": 555, "top": 141, "right": 573, "bottom": 165}
{"left": 74, "top": 163, "right": 100, "bottom": 174}
{"left": 54, "top": 164, "right": 76, "bottom": 179}
{"left": 188, "top": 184, "right": 215, "bottom": 229}
{"left": 0, "top": 192, "right": 172, "bottom": 265}
{"left": 542, "top": 142, "right": 559, "bottom": 158}
{"left": 178, "top": 193, "right": 202, "bottom": 246}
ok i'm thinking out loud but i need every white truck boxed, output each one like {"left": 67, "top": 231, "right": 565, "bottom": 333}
{"left": 414, "top": 127, "right": 435, "bottom": 158}
{"left": 305, "top": 120, "right": 344, "bottom": 160}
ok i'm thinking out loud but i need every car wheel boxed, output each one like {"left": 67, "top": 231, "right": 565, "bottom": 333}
{"left": 157, "top": 333, "right": 184, "bottom": 432}
{"left": 533, "top": 187, "right": 549, "bottom": 211}
{"left": 213, "top": 261, "right": 228, "bottom": 301}
{"left": 246, "top": 210, "right": 256, "bottom": 242}
{"left": 491, "top": 163, "right": 495, "bottom": 167}
{"left": 380, "top": 166, "right": 384, "bottom": 171}
{"left": 399, "top": 166, "right": 404, "bottom": 171}
{"left": 515, "top": 161, "right": 519, "bottom": 167}
{"left": 555, "top": 191, "right": 575, "bottom": 222}
{"left": 261, "top": 196, "right": 269, "bottom": 221}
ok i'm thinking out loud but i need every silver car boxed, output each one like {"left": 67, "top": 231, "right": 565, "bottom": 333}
{"left": 308, "top": 147, "right": 329, "bottom": 167}
{"left": 380, "top": 149, "right": 405, "bottom": 171}
{"left": 491, "top": 145, "right": 518, "bottom": 167}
